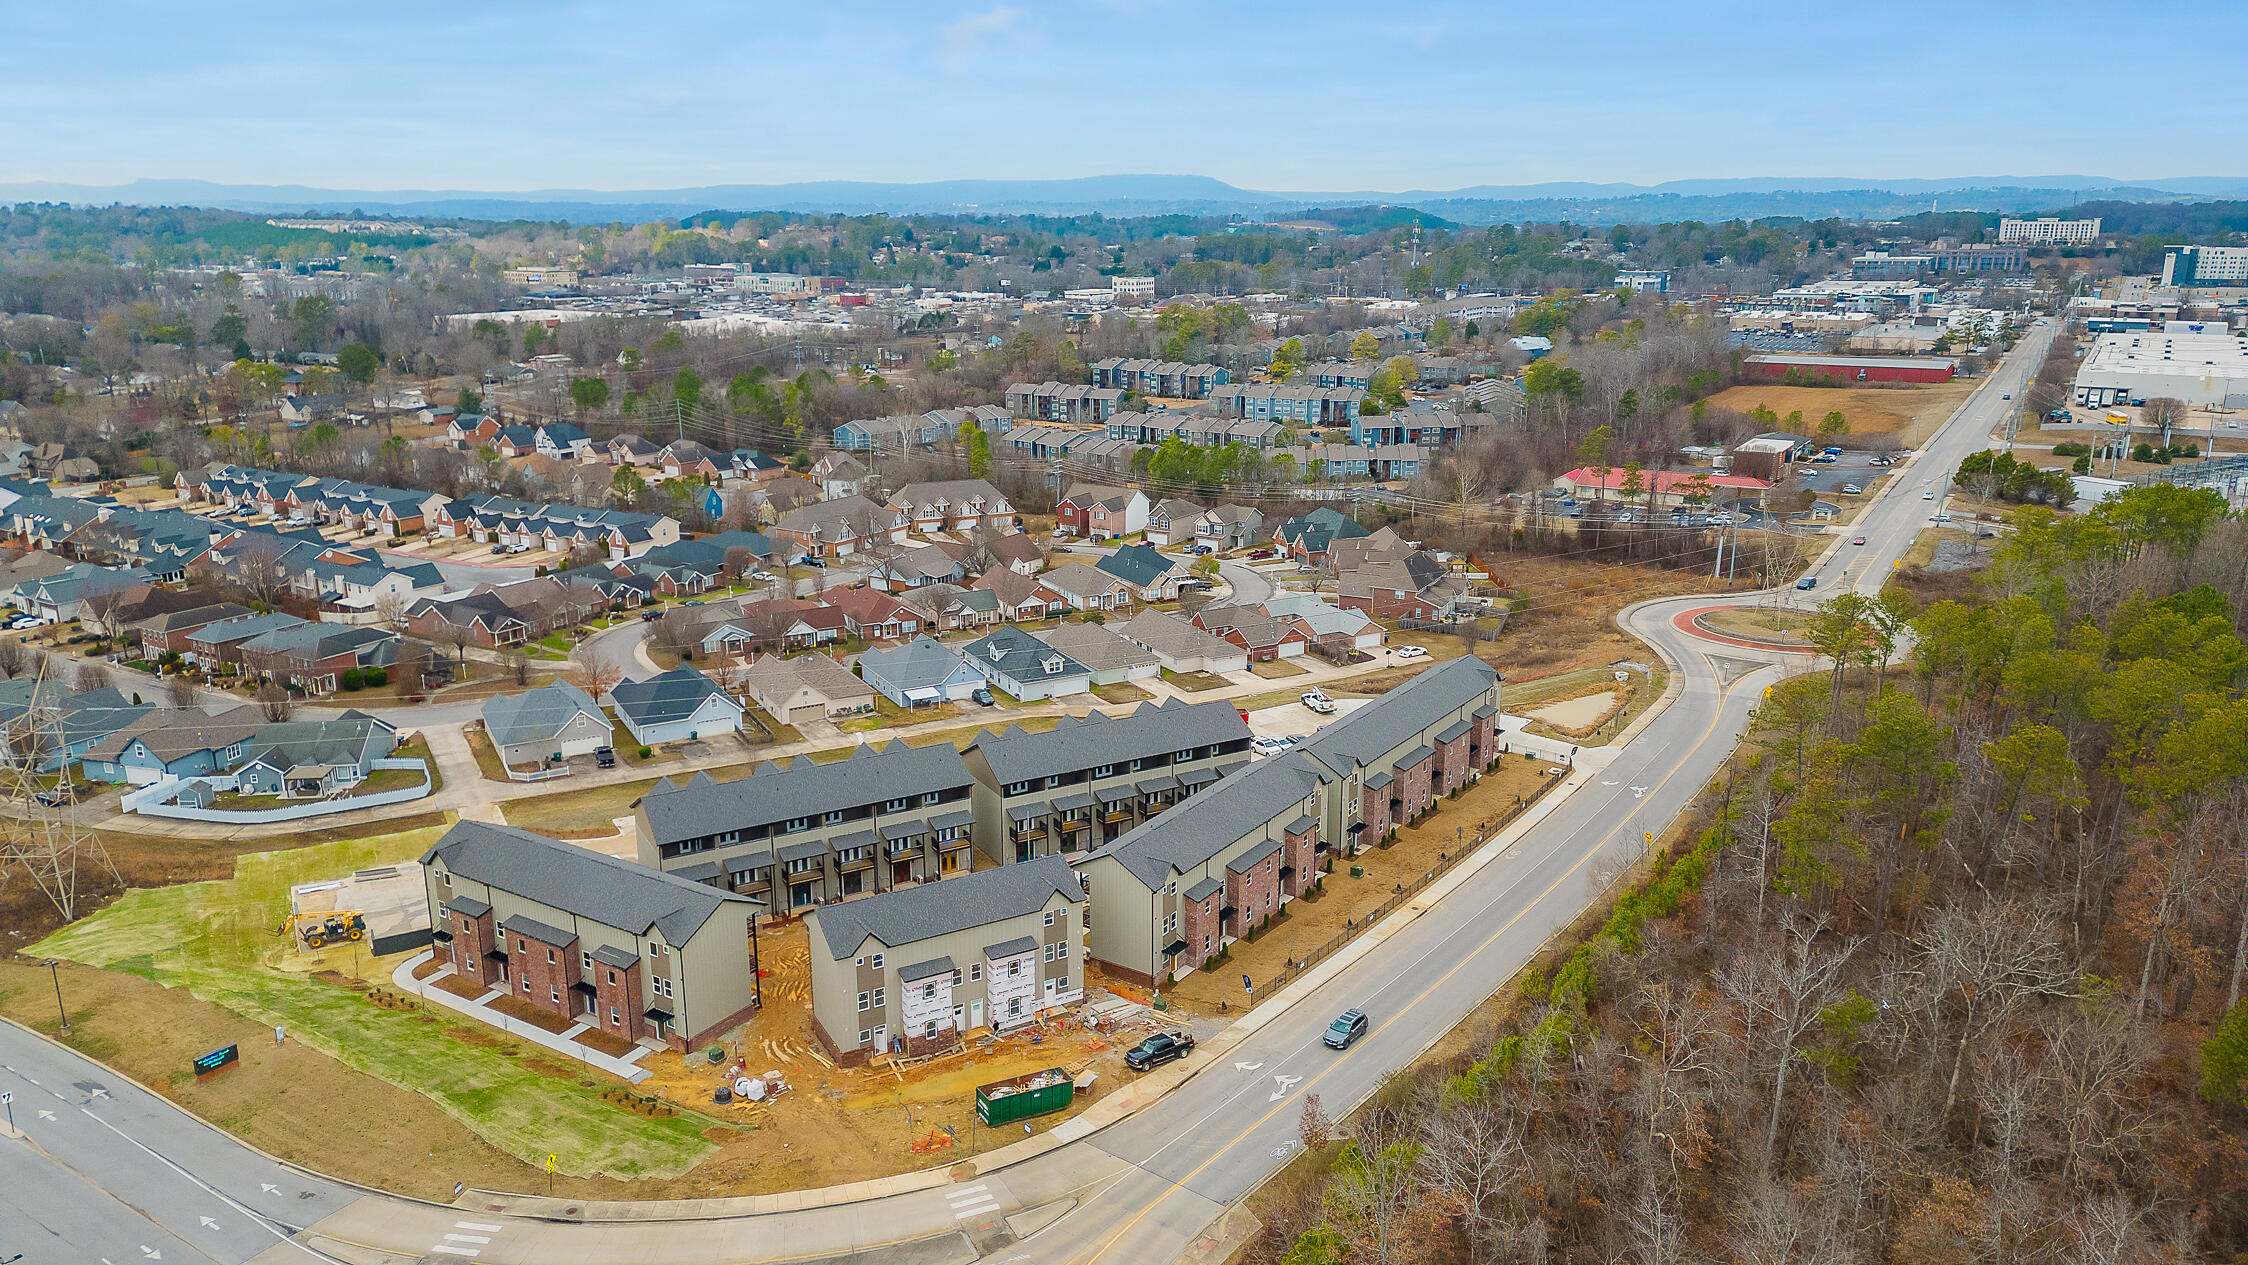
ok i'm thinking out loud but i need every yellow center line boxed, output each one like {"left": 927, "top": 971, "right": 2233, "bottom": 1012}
{"left": 1071, "top": 669, "right": 1761, "bottom": 1265}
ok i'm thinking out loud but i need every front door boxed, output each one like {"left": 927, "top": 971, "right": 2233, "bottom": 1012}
{"left": 891, "top": 859, "right": 913, "bottom": 887}
{"left": 969, "top": 998, "right": 984, "bottom": 1029}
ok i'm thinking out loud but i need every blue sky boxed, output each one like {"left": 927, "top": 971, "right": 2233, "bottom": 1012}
{"left": 8, "top": 1, "right": 2247, "bottom": 192}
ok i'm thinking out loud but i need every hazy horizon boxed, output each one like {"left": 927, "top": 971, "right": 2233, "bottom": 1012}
{"left": 11, "top": 1, "right": 2248, "bottom": 192}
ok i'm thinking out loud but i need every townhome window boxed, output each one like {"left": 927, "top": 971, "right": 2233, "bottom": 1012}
{"left": 581, "top": 951, "right": 593, "bottom": 971}
{"left": 870, "top": 953, "right": 885, "bottom": 969}
{"left": 1007, "top": 961, "right": 1021, "bottom": 978}
{"left": 550, "top": 986, "right": 562, "bottom": 1003}
{"left": 871, "top": 987, "right": 886, "bottom": 1007}
{"left": 1093, "top": 764, "right": 1113, "bottom": 779}
{"left": 951, "top": 969, "right": 963, "bottom": 986}
{"left": 1164, "top": 880, "right": 1177, "bottom": 895}
{"left": 606, "top": 970, "right": 617, "bottom": 985}
{"left": 1163, "top": 912, "right": 1178, "bottom": 935}
{"left": 921, "top": 982, "right": 937, "bottom": 1000}
{"left": 859, "top": 1029, "right": 873, "bottom": 1045}
{"left": 648, "top": 941, "right": 665, "bottom": 958}
{"left": 1129, "top": 758, "right": 1144, "bottom": 772}
{"left": 785, "top": 816, "right": 809, "bottom": 832}
{"left": 1056, "top": 941, "right": 1069, "bottom": 959}
{"left": 1043, "top": 944, "right": 1055, "bottom": 963}
{"left": 1005, "top": 781, "right": 1032, "bottom": 796}
{"left": 923, "top": 791, "right": 941, "bottom": 805}
{"left": 823, "top": 810, "right": 845, "bottom": 825}
{"left": 546, "top": 948, "right": 556, "bottom": 963}
{"left": 1176, "top": 747, "right": 1199, "bottom": 761}
{"left": 885, "top": 797, "right": 909, "bottom": 812}
{"left": 858, "top": 991, "right": 871, "bottom": 1011}
{"left": 970, "top": 963, "right": 983, "bottom": 982}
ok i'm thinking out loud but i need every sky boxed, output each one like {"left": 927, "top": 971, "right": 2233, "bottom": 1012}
{"left": 8, "top": 0, "right": 2248, "bottom": 194}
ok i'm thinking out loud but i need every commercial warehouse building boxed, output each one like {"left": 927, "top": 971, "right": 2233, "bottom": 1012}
{"left": 2071, "top": 327, "right": 2248, "bottom": 408}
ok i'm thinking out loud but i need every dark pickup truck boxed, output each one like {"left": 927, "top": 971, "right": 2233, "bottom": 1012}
{"left": 1124, "top": 1031, "right": 1196, "bottom": 1071}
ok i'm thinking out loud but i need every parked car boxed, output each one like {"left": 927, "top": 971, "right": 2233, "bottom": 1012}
{"left": 803, "top": 556, "right": 826, "bottom": 568}
{"left": 1324, "top": 1008, "right": 1370, "bottom": 1050}
{"left": 594, "top": 746, "right": 617, "bottom": 769}
{"left": 1251, "top": 736, "right": 1292, "bottom": 758}
{"left": 1392, "top": 644, "right": 1428, "bottom": 661}
{"left": 1300, "top": 689, "right": 1337, "bottom": 715}
{"left": 491, "top": 544, "right": 508, "bottom": 555}
{"left": 1248, "top": 548, "right": 1275, "bottom": 560}
{"left": 1191, "top": 544, "right": 1214, "bottom": 555}
{"left": 1841, "top": 483, "right": 1862, "bottom": 495}
{"left": 971, "top": 686, "right": 996, "bottom": 707}
{"left": 750, "top": 570, "right": 777, "bottom": 583}
{"left": 640, "top": 610, "right": 662, "bottom": 623}
{"left": 1124, "top": 1031, "right": 1196, "bottom": 1071}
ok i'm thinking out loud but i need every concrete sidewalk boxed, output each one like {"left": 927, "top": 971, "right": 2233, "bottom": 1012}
{"left": 392, "top": 949, "right": 656, "bottom": 1083}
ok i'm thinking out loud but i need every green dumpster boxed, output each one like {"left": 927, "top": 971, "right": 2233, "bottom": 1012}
{"left": 976, "top": 1067, "right": 1073, "bottom": 1127}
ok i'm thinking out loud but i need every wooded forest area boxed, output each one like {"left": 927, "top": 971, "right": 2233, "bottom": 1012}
{"left": 1254, "top": 484, "right": 2248, "bottom": 1265}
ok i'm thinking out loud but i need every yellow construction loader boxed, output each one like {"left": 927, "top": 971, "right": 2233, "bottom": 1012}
{"left": 279, "top": 910, "right": 367, "bottom": 949}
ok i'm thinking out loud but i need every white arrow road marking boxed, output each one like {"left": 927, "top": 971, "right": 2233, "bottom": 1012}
{"left": 1630, "top": 786, "right": 1648, "bottom": 798}
{"left": 260, "top": 1184, "right": 281, "bottom": 1195}
{"left": 453, "top": 1221, "right": 503, "bottom": 1232}
{"left": 1233, "top": 1061, "right": 1263, "bottom": 1071}
{"left": 139, "top": 1248, "right": 160, "bottom": 1260}
{"left": 38, "top": 1109, "right": 55, "bottom": 1121}
{"left": 1268, "top": 1074, "right": 1303, "bottom": 1102}
{"left": 199, "top": 1217, "right": 219, "bottom": 1229}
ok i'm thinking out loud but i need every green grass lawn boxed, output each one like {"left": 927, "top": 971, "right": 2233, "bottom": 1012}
{"left": 32, "top": 826, "right": 719, "bottom": 1180}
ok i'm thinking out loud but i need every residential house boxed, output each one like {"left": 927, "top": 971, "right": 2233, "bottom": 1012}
{"left": 769, "top": 495, "right": 909, "bottom": 561}
{"left": 1095, "top": 543, "right": 1190, "bottom": 603}
{"left": 805, "top": 857, "right": 1084, "bottom": 1062}
{"left": 855, "top": 636, "right": 986, "bottom": 707}
{"left": 964, "top": 700, "right": 1251, "bottom": 862}
{"left": 1194, "top": 504, "right": 1265, "bottom": 552}
{"left": 404, "top": 590, "right": 531, "bottom": 651}
{"left": 825, "top": 587, "right": 925, "bottom": 642}
{"left": 481, "top": 681, "right": 614, "bottom": 767}
{"left": 959, "top": 626, "right": 1092, "bottom": 702}
{"left": 534, "top": 422, "right": 593, "bottom": 460}
{"left": 608, "top": 434, "right": 663, "bottom": 466}
{"left": 1039, "top": 562, "right": 1137, "bottom": 613}
{"left": 423, "top": 820, "right": 762, "bottom": 1051}
{"left": 232, "top": 713, "right": 400, "bottom": 798}
{"left": 635, "top": 741, "right": 978, "bottom": 909}
{"left": 0, "top": 681, "right": 152, "bottom": 772}
{"left": 1055, "top": 484, "right": 1147, "bottom": 541}
{"left": 972, "top": 568, "right": 1069, "bottom": 623}
{"left": 734, "top": 654, "right": 875, "bottom": 726}
{"left": 1080, "top": 657, "right": 1500, "bottom": 983}
{"left": 1193, "top": 604, "right": 1312, "bottom": 661}
{"left": 697, "top": 597, "right": 847, "bottom": 654}
{"left": 1262, "top": 593, "right": 1385, "bottom": 651}
{"left": 79, "top": 707, "right": 266, "bottom": 784}
{"left": 1115, "top": 610, "right": 1250, "bottom": 675}
{"left": 990, "top": 532, "right": 1045, "bottom": 575}
{"left": 184, "top": 611, "right": 310, "bottom": 668}
{"left": 608, "top": 667, "right": 745, "bottom": 746}
{"left": 136, "top": 602, "right": 254, "bottom": 655}
{"left": 1271, "top": 507, "right": 1370, "bottom": 566}
{"left": 234, "top": 621, "right": 399, "bottom": 692}
{"left": 810, "top": 452, "right": 870, "bottom": 499}
{"left": 903, "top": 583, "right": 1002, "bottom": 633}
{"left": 829, "top": 415, "right": 921, "bottom": 454}
{"left": 885, "top": 479, "right": 1016, "bottom": 535}
{"left": 9, "top": 562, "right": 152, "bottom": 623}
{"left": 1145, "top": 498, "right": 1205, "bottom": 547}
{"left": 866, "top": 541, "right": 966, "bottom": 592}
{"left": 1037, "top": 623, "right": 1160, "bottom": 687}
{"left": 1329, "top": 536, "right": 1470, "bottom": 621}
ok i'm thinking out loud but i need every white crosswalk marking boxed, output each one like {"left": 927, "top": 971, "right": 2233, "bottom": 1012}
{"left": 453, "top": 1222, "right": 504, "bottom": 1233}
{"left": 443, "top": 1234, "right": 492, "bottom": 1243}
{"left": 947, "top": 1183, "right": 1000, "bottom": 1219}
{"left": 430, "top": 1247, "right": 480, "bottom": 1258}
{"left": 430, "top": 1217, "right": 503, "bottom": 1257}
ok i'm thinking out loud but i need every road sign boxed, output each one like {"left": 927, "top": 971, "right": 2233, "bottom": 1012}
{"left": 1241, "top": 974, "right": 1252, "bottom": 994}
{"left": 193, "top": 1044, "right": 239, "bottom": 1079}
{"left": 1, "top": 1092, "right": 12, "bottom": 1105}
{"left": 546, "top": 1152, "right": 557, "bottom": 1175}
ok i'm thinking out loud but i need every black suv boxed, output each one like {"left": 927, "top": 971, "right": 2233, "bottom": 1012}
{"left": 594, "top": 746, "right": 617, "bottom": 769}
{"left": 1324, "top": 1008, "right": 1369, "bottom": 1049}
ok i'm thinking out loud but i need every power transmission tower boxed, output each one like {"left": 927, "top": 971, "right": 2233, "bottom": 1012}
{"left": 0, "top": 662, "right": 118, "bottom": 922}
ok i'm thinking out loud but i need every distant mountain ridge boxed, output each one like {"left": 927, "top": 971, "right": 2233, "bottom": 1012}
{"left": 5, "top": 173, "right": 2245, "bottom": 225}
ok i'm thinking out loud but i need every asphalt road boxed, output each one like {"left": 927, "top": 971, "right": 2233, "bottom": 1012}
{"left": 0, "top": 333, "right": 2047, "bottom": 1265}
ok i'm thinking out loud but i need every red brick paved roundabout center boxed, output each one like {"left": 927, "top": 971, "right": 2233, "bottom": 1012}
{"left": 1670, "top": 604, "right": 1819, "bottom": 653}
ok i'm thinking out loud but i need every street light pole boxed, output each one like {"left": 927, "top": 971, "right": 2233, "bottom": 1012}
{"left": 42, "top": 958, "right": 69, "bottom": 1036}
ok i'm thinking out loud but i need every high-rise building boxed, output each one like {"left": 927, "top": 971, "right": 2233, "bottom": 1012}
{"left": 1998, "top": 217, "right": 2102, "bottom": 245}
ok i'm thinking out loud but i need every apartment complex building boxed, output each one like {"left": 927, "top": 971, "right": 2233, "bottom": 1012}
{"left": 1079, "top": 656, "right": 1501, "bottom": 984}
{"left": 805, "top": 856, "right": 1085, "bottom": 1062}
{"left": 421, "top": 820, "right": 762, "bottom": 1050}
{"left": 1004, "top": 381, "right": 1126, "bottom": 424}
{"left": 962, "top": 700, "right": 1253, "bottom": 863}
{"left": 635, "top": 742, "right": 979, "bottom": 912}
{"left": 1205, "top": 383, "right": 1365, "bottom": 426}
{"left": 1087, "top": 359, "right": 1230, "bottom": 399}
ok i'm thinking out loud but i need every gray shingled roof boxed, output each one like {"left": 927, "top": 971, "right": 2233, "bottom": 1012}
{"left": 809, "top": 854, "right": 1081, "bottom": 959}
{"left": 1039, "top": 623, "right": 1159, "bottom": 675}
{"left": 637, "top": 740, "right": 974, "bottom": 844}
{"left": 498, "top": 913, "right": 575, "bottom": 946}
{"left": 1183, "top": 876, "right": 1223, "bottom": 902}
{"left": 1300, "top": 656, "right": 1497, "bottom": 777}
{"left": 983, "top": 935, "right": 1040, "bottom": 960}
{"left": 482, "top": 680, "right": 607, "bottom": 750}
{"left": 608, "top": 667, "right": 742, "bottom": 729}
{"left": 1090, "top": 752, "right": 1327, "bottom": 892}
{"left": 422, "top": 820, "right": 755, "bottom": 943}
{"left": 899, "top": 956, "right": 956, "bottom": 983}
{"left": 1227, "top": 836, "right": 1284, "bottom": 874}
{"left": 967, "top": 698, "right": 1247, "bottom": 786}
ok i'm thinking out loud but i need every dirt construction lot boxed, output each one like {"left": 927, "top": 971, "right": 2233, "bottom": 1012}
{"left": 1164, "top": 756, "right": 1553, "bottom": 1012}
{"left": 1703, "top": 378, "right": 1977, "bottom": 448}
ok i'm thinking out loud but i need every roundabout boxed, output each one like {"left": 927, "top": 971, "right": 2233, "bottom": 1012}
{"left": 1669, "top": 602, "right": 1820, "bottom": 652}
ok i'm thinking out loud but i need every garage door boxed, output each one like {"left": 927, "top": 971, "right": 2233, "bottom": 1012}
{"left": 787, "top": 703, "right": 825, "bottom": 726}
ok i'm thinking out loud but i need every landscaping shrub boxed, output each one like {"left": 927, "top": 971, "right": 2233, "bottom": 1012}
{"left": 339, "top": 668, "right": 365, "bottom": 691}
{"left": 637, "top": 746, "right": 652, "bottom": 759}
